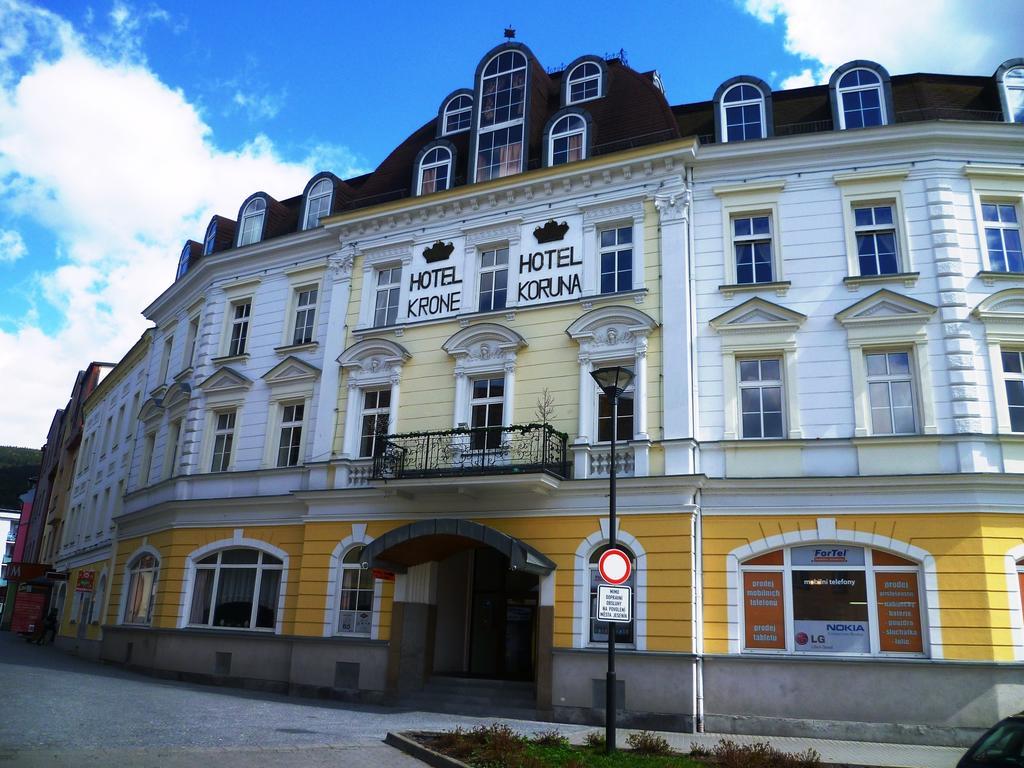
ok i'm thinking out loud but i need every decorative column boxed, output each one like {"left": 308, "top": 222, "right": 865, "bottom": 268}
{"left": 503, "top": 359, "right": 516, "bottom": 427}
{"left": 311, "top": 248, "right": 355, "bottom": 464}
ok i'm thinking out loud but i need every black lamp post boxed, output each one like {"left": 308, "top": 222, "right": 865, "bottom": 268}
{"left": 589, "top": 364, "right": 635, "bottom": 754}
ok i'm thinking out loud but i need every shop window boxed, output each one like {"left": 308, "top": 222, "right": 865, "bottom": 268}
{"left": 337, "top": 545, "right": 373, "bottom": 635}
{"left": 588, "top": 544, "right": 635, "bottom": 645}
{"left": 740, "top": 545, "right": 925, "bottom": 655}
{"left": 123, "top": 552, "right": 159, "bottom": 625}
{"left": 188, "top": 548, "right": 283, "bottom": 630}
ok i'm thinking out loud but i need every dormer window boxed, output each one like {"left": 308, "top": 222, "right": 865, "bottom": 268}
{"left": 443, "top": 94, "right": 473, "bottom": 134}
{"left": 238, "top": 198, "right": 266, "bottom": 247}
{"left": 203, "top": 220, "right": 217, "bottom": 256}
{"left": 303, "top": 179, "right": 333, "bottom": 230}
{"left": 548, "top": 113, "right": 587, "bottom": 166}
{"left": 176, "top": 243, "right": 191, "bottom": 279}
{"left": 996, "top": 60, "right": 1024, "bottom": 123}
{"left": 476, "top": 49, "right": 527, "bottom": 182}
{"left": 838, "top": 69, "right": 883, "bottom": 128}
{"left": 722, "top": 84, "right": 765, "bottom": 141}
{"left": 567, "top": 62, "right": 601, "bottom": 103}
{"left": 418, "top": 146, "right": 452, "bottom": 195}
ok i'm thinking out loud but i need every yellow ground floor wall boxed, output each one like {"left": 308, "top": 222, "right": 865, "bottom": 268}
{"left": 111, "top": 511, "right": 694, "bottom": 653}
{"left": 58, "top": 556, "right": 113, "bottom": 643}
{"left": 702, "top": 513, "right": 1024, "bottom": 661}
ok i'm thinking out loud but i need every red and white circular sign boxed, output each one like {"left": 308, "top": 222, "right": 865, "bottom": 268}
{"left": 598, "top": 548, "right": 632, "bottom": 585}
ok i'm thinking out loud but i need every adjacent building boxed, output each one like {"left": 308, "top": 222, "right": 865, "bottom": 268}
{"left": 23, "top": 42, "right": 1024, "bottom": 746}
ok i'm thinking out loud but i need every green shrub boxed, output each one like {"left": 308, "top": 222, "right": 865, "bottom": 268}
{"left": 626, "top": 730, "right": 672, "bottom": 755}
{"left": 531, "top": 729, "right": 569, "bottom": 748}
{"left": 583, "top": 731, "right": 606, "bottom": 750}
{"left": 709, "top": 738, "right": 822, "bottom": 768}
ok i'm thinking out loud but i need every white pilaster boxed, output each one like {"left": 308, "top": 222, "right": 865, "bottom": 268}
{"left": 312, "top": 250, "right": 354, "bottom": 461}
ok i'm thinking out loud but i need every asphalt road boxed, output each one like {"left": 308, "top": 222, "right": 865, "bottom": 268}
{"left": 0, "top": 631, "right": 587, "bottom": 767}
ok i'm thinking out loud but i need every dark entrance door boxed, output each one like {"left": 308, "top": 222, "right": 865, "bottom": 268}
{"left": 467, "top": 548, "right": 536, "bottom": 681}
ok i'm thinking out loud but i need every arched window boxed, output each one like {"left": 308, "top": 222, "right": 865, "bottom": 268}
{"left": 721, "top": 83, "right": 765, "bottom": 141}
{"left": 567, "top": 61, "right": 602, "bottom": 103}
{"left": 176, "top": 242, "right": 192, "bottom": 279}
{"left": 588, "top": 544, "right": 635, "bottom": 645}
{"left": 237, "top": 198, "right": 266, "bottom": 247}
{"left": 836, "top": 68, "right": 885, "bottom": 129}
{"left": 187, "top": 548, "right": 283, "bottom": 630}
{"left": 123, "top": 552, "right": 159, "bottom": 625}
{"left": 303, "top": 178, "right": 333, "bottom": 230}
{"left": 337, "top": 544, "right": 374, "bottom": 635}
{"left": 203, "top": 219, "right": 217, "bottom": 256}
{"left": 548, "top": 114, "right": 586, "bottom": 166}
{"left": 418, "top": 146, "right": 452, "bottom": 195}
{"left": 1002, "top": 67, "right": 1024, "bottom": 123}
{"left": 443, "top": 94, "right": 473, "bottom": 134}
{"left": 739, "top": 545, "right": 925, "bottom": 655}
{"left": 476, "top": 49, "right": 527, "bottom": 181}
{"left": 90, "top": 572, "right": 107, "bottom": 624}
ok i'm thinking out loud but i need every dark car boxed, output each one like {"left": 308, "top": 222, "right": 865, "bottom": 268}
{"left": 958, "top": 713, "right": 1024, "bottom": 767}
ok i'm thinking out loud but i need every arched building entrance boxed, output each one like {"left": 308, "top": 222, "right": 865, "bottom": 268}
{"left": 361, "top": 519, "right": 555, "bottom": 707}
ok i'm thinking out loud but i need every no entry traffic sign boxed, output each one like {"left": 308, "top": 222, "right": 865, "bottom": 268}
{"left": 598, "top": 548, "right": 632, "bottom": 585}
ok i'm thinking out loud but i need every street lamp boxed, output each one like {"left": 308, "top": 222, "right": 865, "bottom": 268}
{"left": 589, "top": 364, "right": 634, "bottom": 754}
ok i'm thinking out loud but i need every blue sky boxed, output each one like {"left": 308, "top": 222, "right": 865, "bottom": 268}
{"left": 0, "top": 0, "right": 1021, "bottom": 446}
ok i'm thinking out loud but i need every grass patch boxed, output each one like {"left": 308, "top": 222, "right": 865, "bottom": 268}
{"left": 416, "top": 725, "right": 822, "bottom": 767}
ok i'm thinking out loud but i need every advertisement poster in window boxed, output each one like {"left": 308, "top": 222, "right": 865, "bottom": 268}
{"left": 792, "top": 568, "right": 870, "bottom": 653}
{"left": 875, "top": 572, "right": 923, "bottom": 652}
{"left": 743, "top": 571, "right": 785, "bottom": 649}
{"left": 75, "top": 569, "right": 95, "bottom": 593}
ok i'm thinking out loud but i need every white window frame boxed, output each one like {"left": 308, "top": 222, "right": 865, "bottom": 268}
{"left": 852, "top": 203, "right": 901, "bottom": 277}
{"left": 836, "top": 68, "right": 886, "bottom": 130}
{"left": 864, "top": 349, "right": 919, "bottom": 435}
{"left": 737, "top": 356, "right": 785, "bottom": 439}
{"left": 334, "top": 544, "right": 376, "bottom": 637}
{"left": 158, "top": 335, "right": 174, "bottom": 384}
{"left": 203, "top": 220, "right": 217, "bottom": 255}
{"left": 417, "top": 146, "right": 452, "bottom": 195}
{"left": 225, "top": 299, "right": 253, "bottom": 358}
{"left": 1000, "top": 348, "right": 1024, "bottom": 434}
{"left": 738, "top": 544, "right": 927, "bottom": 657}
{"left": 580, "top": 200, "right": 646, "bottom": 297}
{"left": 303, "top": 178, "right": 333, "bottom": 230}
{"left": 468, "top": 375, "right": 506, "bottom": 450}
{"left": 443, "top": 323, "right": 526, "bottom": 433}
{"left": 973, "top": 288, "right": 1024, "bottom": 435}
{"left": 339, "top": 339, "right": 409, "bottom": 460}
{"left": 566, "top": 61, "right": 602, "bottom": 104}
{"left": 180, "top": 539, "right": 288, "bottom": 634}
{"left": 834, "top": 169, "right": 913, "bottom": 281}
{"left": 720, "top": 83, "right": 766, "bottom": 142}
{"left": 324, "top": 526, "right": 382, "bottom": 639}
{"left": 237, "top": 198, "right": 266, "bottom": 247}
{"left": 964, "top": 166, "right": 1024, "bottom": 278}
{"left": 477, "top": 245, "right": 509, "bottom": 313}
{"left": 275, "top": 401, "right": 306, "bottom": 468}
{"left": 712, "top": 180, "right": 787, "bottom": 293}
{"left": 574, "top": 526, "right": 647, "bottom": 650}
{"left": 119, "top": 547, "right": 160, "bottom": 626}
{"left": 209, "top": 409, "right": 237, "bottom": 472}
{"left": 731, "top": 212, "right": 775, "bottom": 285}
{"left": 184, "top": 314, "right": 200, "bottom": 370}
{"left": 593, "top": 360, "right": 635, "bottom": 444}
{"left": 1003, "top": 66, "right": 1024, "bottom": 123}
{"left": 548, "top": 114, "right": 586, "bottom": 166}
{"left": 442, "top": 94, "right": 473, "bottom": 135}
{"left": 373, "top": 265, "right": 403, "bottom": 328}
{"left": 978, "top": 200, "right": 1024, "bottom": 274}
{"left": 475, "top": 49, "right": 528, "bottom": 182}
{"left": 290, "top": 284, "right": 319, "bottom": 346}
{"left": 357, "top": 387, "right": 391, "bottom": 458}
{"left": 598, "top": 224, "right": 634, "bottom": 295}
{"left": 587, "top": 544, "right": 636, "bottom": 645}
{"left": 163, "top": 418, "right": 182, "bottom": 479}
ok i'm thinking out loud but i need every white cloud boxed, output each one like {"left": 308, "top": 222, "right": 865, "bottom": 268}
{"left": 0, "top": 228, "right": 26, "bottom": 262}
{"left": 0, "top": 1, "right": 365, "bottom": 446}
{"left": 744, "top": 0, "right": 1024, "bottom": 84}
{"left": 232, "top": 89, "right": 283, "bottom": 120}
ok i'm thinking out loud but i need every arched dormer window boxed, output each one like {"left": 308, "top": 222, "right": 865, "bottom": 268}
{"left": 546, "top": 111, "right": 589, "bottom": 166}
{"left": 475, "top": 48, "right": 528, "bottom": 182}
{"left": 442, "top": 93, "right": 473, "bottom": 135}
{"left": 203, "top": 219, "right": 217, "bottom": 256}
{"left": 829, "top": 61, "right": 892, "bottom": 130}
{"left": 303, "top": 178, "right": 333, "bottom": 230}
{"left": 416, "top": 144, "right": 453, "bottom": 195}
{"left": 176, "top": 242, "right": 193, "bottom": 279}
{"left": 237, "top": 197, "right": 266, "bottom": 247}
{"left": 566, "top": 61, "right": 602, "bottom": 104}
{"left": 995, "top": 59, "right": 1024, "bottom": 123}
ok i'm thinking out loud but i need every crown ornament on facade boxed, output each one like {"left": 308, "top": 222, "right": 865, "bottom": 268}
{"left": 423, "top": 240, "right": 455, "bottom": 263}
{"left": 533, "top": 220, "right": 570, "bottom": 244}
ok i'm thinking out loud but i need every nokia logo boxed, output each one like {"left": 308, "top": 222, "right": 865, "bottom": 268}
{"left": 827, "top": 623, "right": 865, "bottom": 632}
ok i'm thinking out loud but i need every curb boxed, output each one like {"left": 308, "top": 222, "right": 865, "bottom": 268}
{"left": 384, "top": 732, "right": 473, "bottom": 768}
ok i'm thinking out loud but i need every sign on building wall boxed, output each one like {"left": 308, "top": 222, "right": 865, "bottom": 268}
{"left": 875, "top": 572, "right": 923, "bottom": 653}
{"left": 75, "top": 569, "right": 95, "bottom": 593}
{"left": 597, "top": 584, "right": 631, "bottom": 623}
{"left": 743, "top": 571, "right": 786, "bottom": 649}
{"left": 11, "top": 586, "right": 46, "bottom": 633}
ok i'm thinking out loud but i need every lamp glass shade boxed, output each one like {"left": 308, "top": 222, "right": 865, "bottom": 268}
{"left": 590, "top": 365, "right": 635, "bottom": 398}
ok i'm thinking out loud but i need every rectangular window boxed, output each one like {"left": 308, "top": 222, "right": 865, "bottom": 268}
{"left": 854, "top": 204, "right": 899, "bottom": 276}
{"left": 374, "top": 266, "right": 402, "bottom": 327}
{"left": 210, "top": 411, "right": 236, "bottom": 472}
{"left": 185, "top": 315, "right": 200, "bottom": 368}
{"left": 476, "top": 124, "right": 523, "bottom": 181}
{"left": 470, "top": 377, "right": 504, "bottom": 450}
{"left": 732, "top": 214, "right": 773, "bottom": 284}
{"left": 982, "top": 202, "right": 1023, "bottom": 273}
{"left": 599, "top": 225, "right": 633, "bottom": 294}
{"left": 228, "top": 301, "right": 251, "bottom": 357}
{"left": 140, "top": 432, "right": 155, "bottom": 486}
{"left": 276, "top": 403, "right": 304, "bottom": 467}
{"left": 158, "top": 336, "right": 173, "bottom": 383}
{"left": 478, "top": 247, "right": 508, "bottom": 312}
{"left": 291, "top": 286, "right": 318, "bottom": 345}
{"left": 866, "top": 351, "right": 916, "bottom": 434}
{"left": 792, "top": 569, "right": 870, "bottom": 653}
{"left": 597, "top": 383, "right": 634, "bottom": 443}
{"left": 165, "top": 419, "right": 182, "bottom": 478}
{"left": 1002, "top": 349, "right": 1024, "bottom": 432}
{"left": 739, "top": 358, "right": 784, "bottom": 438}
{"left": 359, "top": 389, "right": 391, "bottom": 458}
{"left": 114, "top": 404, "right": 125, "bottom": 449}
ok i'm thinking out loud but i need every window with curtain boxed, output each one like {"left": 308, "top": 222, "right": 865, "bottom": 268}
{"left": 188, "top": 548, "right": 283, "bottom": 630}
{"left": 123, "top": 553, "right": 159, "bottom": 625}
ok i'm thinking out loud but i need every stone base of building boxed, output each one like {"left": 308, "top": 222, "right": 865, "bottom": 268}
{"left": 55, "top": 634, "right": 102, "bottom": 660}
{"left": 703, "top": 654, "right": 1024, "bottom": 747}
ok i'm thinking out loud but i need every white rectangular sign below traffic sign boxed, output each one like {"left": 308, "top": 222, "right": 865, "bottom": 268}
{"left": 597, "top": 584, "right": 632, "bottom": 623}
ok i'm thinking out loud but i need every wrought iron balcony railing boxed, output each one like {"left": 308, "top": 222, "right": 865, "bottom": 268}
{"left": 372, "top": 423, "right": 569, "bottom": 481}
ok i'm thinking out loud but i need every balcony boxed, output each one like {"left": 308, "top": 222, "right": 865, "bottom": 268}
{"left": 372, "top": 423, "right": 569, "bottom": 481}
